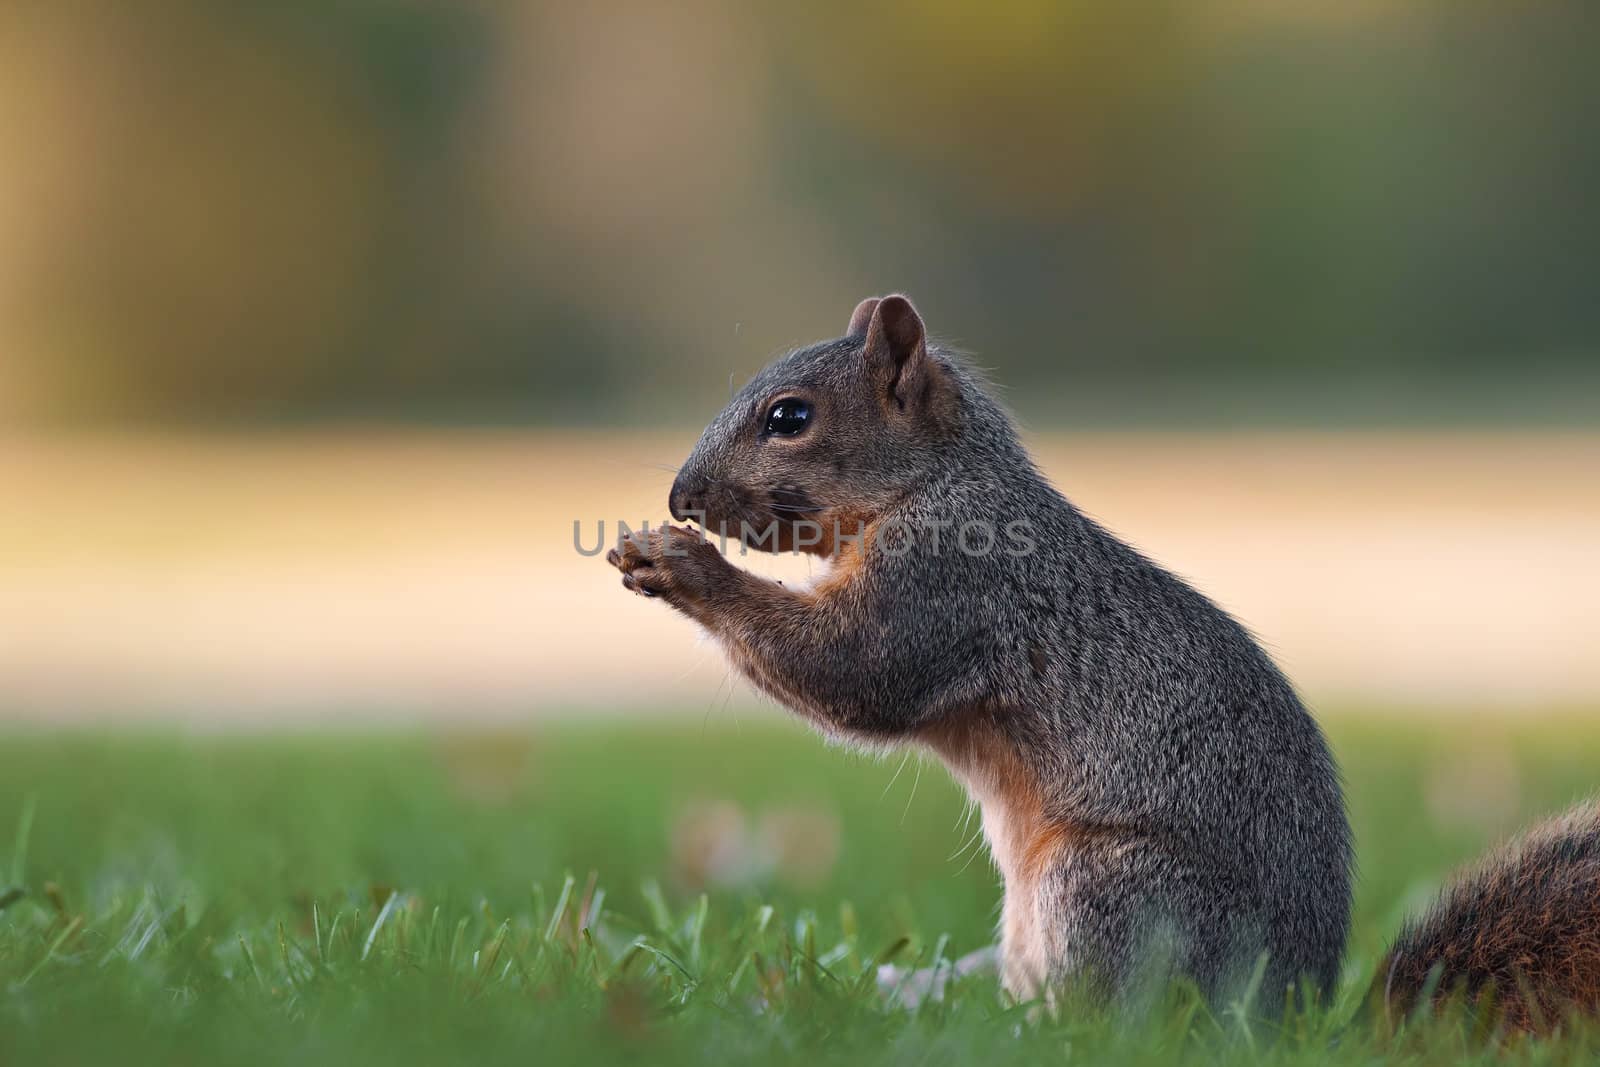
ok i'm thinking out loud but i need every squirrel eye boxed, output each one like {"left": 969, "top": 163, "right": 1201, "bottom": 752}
{"left": 763, "top": 398, "right": 811, "bottom": 436}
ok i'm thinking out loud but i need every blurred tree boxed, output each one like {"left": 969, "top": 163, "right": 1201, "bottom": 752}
{"left": 0, "top": 0, "right": 1594, "bottom": 425}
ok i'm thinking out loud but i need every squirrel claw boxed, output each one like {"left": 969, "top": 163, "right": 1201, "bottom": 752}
{"left": 620, "top": 572, "right": 660, "bottom": 598}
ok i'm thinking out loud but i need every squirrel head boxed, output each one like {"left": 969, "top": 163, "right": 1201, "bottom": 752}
{"left": 669, "top": 294, "right": 960, "bottom": 555}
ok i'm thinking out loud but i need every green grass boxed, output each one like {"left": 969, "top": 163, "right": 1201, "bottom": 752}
{"left": 2, "top": 712, "right": 1599, "bottom": 1065}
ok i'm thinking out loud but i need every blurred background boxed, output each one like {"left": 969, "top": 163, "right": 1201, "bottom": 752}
{"left": 2, "top": 0, "right": 1597, "bottom": 724}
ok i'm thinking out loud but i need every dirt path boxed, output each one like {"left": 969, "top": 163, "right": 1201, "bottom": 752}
{"left": 3, "top": 430, "right": 1596, "bottom": 722}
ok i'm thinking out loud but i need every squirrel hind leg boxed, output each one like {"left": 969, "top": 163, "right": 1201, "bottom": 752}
{"left": 1378, "top": 799, "right": 1600, "bottom": 1034}
{"left": 1028, "top": 841, "right": 1297, "bottom": 1015}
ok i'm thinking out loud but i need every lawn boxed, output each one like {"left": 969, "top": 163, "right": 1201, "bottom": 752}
{"left": 2, "top": 712, "right": 1598, "bottom": 1065}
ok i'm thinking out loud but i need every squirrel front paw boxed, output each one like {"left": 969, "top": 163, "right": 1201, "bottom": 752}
{"left": 605, "top": 524, "right": 728, "bottom": 607}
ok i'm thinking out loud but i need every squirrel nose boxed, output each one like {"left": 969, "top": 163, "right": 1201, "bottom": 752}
{"left": 669, "top": 473, "right": 705, "bottom": 523}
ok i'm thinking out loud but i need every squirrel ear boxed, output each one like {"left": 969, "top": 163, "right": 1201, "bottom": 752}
{"left": 845, "top": 297, "right": 880, "bottom": 337}
{"left": 861, "top": 294, "right": 930, "bottom": 414}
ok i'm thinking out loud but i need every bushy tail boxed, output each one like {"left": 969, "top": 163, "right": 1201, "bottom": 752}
{"left": 1376, "top": 799, "right": 1600, "bottom": 1034}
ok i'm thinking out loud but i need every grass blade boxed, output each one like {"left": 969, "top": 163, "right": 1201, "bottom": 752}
{"left": 10, "top": 793, "right": 36, "bottom": 887}
{"left": 544, "top": 874, "right": 577, "bottom": 944}
{"left": 362, "top": 890, "right": 403, "bottom": 962}
{"left": 17, "top": 915, "right": 82, "bottom": 987}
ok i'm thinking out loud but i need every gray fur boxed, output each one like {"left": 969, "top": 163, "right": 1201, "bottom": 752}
{"left": 613, "top": 298, "right": 1353, "bottom": 1008}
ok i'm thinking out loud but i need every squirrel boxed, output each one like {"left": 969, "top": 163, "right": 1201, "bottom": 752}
{"left": 605, "top": 294, "right": 1600, "bottom": 1030}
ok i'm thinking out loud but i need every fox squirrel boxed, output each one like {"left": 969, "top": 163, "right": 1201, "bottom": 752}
{"left": 606, "top": 295, "right": 1600, "bottom": 1030}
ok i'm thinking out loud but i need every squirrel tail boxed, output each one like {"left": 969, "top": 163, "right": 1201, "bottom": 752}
{"left": 1373, "top": 799, "right": 1600, "bottom": 1034}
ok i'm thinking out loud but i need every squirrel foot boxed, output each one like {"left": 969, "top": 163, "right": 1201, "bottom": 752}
{"left": 605, "top": 523, "right": 730, "bottom": 608}
{"left": 877, "top": 945, "right": 999, "bottom": 1010}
